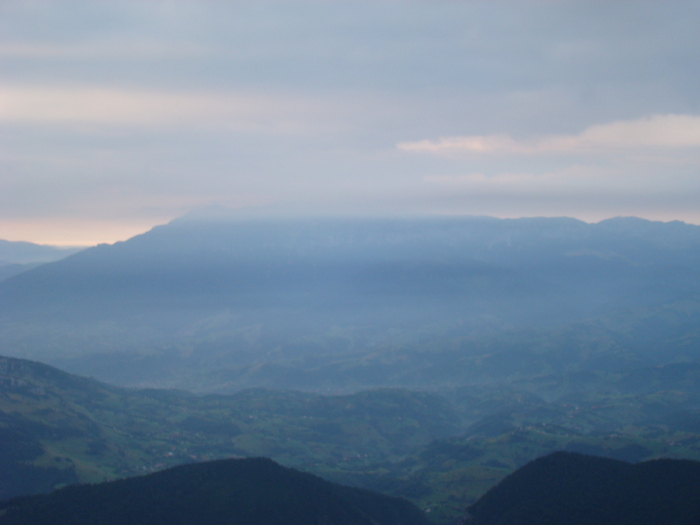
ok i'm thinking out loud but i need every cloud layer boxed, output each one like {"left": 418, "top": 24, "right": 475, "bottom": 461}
{"left": 0, "top": 85, "right": 335, "bottom": 132}
{"left": 398, "top": 115, "right": 700, "bottom": 155}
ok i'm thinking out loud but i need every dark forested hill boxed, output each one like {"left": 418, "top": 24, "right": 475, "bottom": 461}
{"left": 465, "top": 451, "right": 700, "bottom": 525}
{"left": 0, "top": 457, "right": 430, "bottom": 525}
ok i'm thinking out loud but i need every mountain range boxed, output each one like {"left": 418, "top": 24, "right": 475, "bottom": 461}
{"left": 1, "top": 213, "right": 699, "bottom": 392}
{"left": 2, "top": 212, "right": 700, "bottom": 523}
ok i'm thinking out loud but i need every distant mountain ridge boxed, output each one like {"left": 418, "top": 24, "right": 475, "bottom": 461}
{"left": 0, "top": 240, "right": 82, "bottom": 282}
{"left": 0, "top": 239, "right": 81, "bottom": 266}
{"left": 0, "top": 214, "right": 698, "bottom": 391}
{"left": 0, "top": 457, "right": 430, "bottom": 525}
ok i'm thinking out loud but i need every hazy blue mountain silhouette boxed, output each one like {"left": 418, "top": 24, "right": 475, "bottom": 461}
{"left": 0, "top": 240, "right": 81, "bottom": 266}
{"left": 1, "top": 213, "right": 698, "bottom": 389}
{"left": 3, "top": 214, "right": 697, "bottom": 323}
{"left": 0, "top": 240, "right": 81, "bottom": 282}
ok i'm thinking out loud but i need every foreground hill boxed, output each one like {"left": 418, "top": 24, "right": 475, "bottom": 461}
{"left": 5, "top": 354, "right": 700, "bottom": 522}
{"left": 465, "top": 451, "right": 700, "bottom": 525}
{"left": 4, "top": 354, "right": 700, "bottom": 523}
{"left": 0, "top": 457, "right": 430, "bottom": 525}
{"left": 0, "top": 213, "right": 698, "bottom": 392}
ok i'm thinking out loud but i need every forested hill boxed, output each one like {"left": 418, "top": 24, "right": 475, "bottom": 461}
{"left": 0, "top": 457, "right": 430, "bottom": 525}
{"left": 465, "top": 451, "right": 700, "bottom": 525}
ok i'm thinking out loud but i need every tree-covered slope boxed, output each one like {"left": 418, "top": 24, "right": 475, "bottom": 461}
{"left": 0, "top": 457, "right": 431, "bottom": 525}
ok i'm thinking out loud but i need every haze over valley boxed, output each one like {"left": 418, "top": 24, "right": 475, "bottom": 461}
{"left": 2, "top": 213, "right": 699, "bottom": 394}
{"left": 2, "top": 213, "right": 700, "bottom": 523}
{"left": 2, "top": 1, "right": 700, "bottom": 523}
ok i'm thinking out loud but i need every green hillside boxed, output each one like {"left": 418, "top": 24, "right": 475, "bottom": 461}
{"left": 0, "top": 355, "right": 460, "bottom": 500}
{"left": 5, "top": 354, "right": 700, "bottom": 523}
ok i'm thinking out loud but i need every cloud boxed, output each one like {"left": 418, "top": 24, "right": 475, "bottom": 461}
{"left": 0, "top": 41, "right": 209, "bottom": 60}
{"left": 422, "top": 167, "right": 615, "bottom": 196}
{"left": 575, "top": 115, "right": 700, "bottom": 149}
{"left": 398, "top": 115, "right": 700, "bottom": 156}
{"left": 415, "top": 162, "right": 700, "bottom": 225}
{"left": 0, "top": 85, "right": 334, "bottom": 133}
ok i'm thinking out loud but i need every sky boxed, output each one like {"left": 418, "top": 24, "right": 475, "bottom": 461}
{"left": 1, "top": 1, "right": 700, "bottom": 246}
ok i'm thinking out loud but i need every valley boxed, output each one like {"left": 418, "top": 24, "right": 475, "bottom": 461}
{"left": 2, "top": 354, "right": 700, "bottom": 523}
{"left": 1, "top": 215, "right": 700, "bottom": 523}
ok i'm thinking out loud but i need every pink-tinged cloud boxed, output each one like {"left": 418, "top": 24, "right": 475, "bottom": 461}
{"left": 0, "top": 85, "right": 338, "bottom": 134}
{"left": 398, "top": 115, "right": 700, "bottom": 156}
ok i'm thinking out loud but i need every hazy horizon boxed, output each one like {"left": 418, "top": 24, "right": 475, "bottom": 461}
{"left": 4, "top": 210, "right": 700, "bottom": 248}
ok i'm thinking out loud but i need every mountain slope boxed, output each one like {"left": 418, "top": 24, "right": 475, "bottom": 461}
{"left": 0, "top": 457, "right": 430, "bottom": 525}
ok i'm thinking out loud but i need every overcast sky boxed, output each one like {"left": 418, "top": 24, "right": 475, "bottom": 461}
{"left": 2, "top": 1, "right": 699, "bottom": 245}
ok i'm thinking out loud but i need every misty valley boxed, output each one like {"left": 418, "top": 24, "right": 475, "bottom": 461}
{"left": 2, "top": 214, "right": 700, "bottom": 524}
